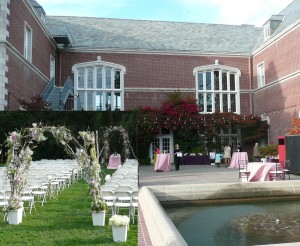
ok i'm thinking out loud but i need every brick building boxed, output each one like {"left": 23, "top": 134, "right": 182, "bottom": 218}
{"left": 1, "top": 0, "right": 300, "bottom": 148}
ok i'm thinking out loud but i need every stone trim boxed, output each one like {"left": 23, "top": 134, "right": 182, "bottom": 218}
{"left": 0, "top": 0, "right": 9, "bottom": 110}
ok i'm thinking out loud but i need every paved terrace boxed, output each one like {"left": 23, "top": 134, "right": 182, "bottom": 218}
{"left": 138, "top": 163, "right": 300, "bottom": 246}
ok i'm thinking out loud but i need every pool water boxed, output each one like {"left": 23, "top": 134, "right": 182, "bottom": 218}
{"left": 164, "top": 200, "right": 300, "bottom": 246}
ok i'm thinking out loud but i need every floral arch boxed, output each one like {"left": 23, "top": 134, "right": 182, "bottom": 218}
{"left": 5, "top": 123, "right": 103, "bottom": 213}
{"left": 100, "top": 126, "right": 137, "bottom": 167}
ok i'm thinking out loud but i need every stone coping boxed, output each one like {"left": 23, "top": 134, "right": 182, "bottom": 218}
{"left": 139, "top": 180, "right": 300, "bottom": 246}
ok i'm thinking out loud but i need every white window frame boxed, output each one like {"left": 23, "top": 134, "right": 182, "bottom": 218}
{"left": 263, "top": 23, "right": 270, "bottom": 40}
{"left": 72, "top": 59, "right": 126, "bottom": 111}
{"left": 50, "top": 55, "right": 55, "bottom": 80}
{"left": 24, "top": 23, "right": 32, "bottom": 62}
{"left": 257, "top": 62, "right": 265, "bottom": 88}
{"left": 193, "top": 64, "right": 241, "bottom": 114}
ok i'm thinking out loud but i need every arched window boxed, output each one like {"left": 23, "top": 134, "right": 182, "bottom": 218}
{"left": 193, "top": 63, "right": 241, "bottom": 114}
{"left": 72, "top": 57, "right": 126, "bottom": 111}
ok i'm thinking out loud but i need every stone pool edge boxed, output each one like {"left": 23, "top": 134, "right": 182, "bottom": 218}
{"left": 139, "top": 180, "right": 300, "bottom": 246}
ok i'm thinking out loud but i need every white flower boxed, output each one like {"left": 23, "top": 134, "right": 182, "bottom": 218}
{"left": 105, "top": 175, "right": 111, "bottom": 182}
{"left": 109, "top": 215, "right": 130, "bottom": 227}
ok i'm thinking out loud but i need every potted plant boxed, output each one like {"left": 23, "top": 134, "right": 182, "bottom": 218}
{"left": 6, "top": 200, "right": 23, "bottom": 225}
{"left": 109, "top": 214, "right": 130, "bottom": 242}
{"left": 91, "top": 200, "right": 108, "bottom": 226}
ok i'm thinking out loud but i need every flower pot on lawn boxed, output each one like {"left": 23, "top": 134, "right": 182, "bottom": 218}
{"left": 112, "top": 225, "right": 128, "bottom": 242}
{"left": 109, "top": 215, "right": 130, "bottom": 242}
{"left": 8, "top": 208, "right": 23, "bottom": 225}
{"left": 92, "top": 210, "right": 106, "bottom": 226}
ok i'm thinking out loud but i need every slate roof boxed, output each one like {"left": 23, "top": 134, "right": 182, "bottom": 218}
{"left": 45, "top": 16, "right": 261, "bottom": 55}
{"left": 254, "top": 0, "right": 300, "bottom": 50}
{"left": 44, "top": 0, "right": 300, "bottom": 55}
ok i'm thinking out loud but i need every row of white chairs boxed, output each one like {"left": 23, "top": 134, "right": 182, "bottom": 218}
{"left": 0, "top": 159, "right": 81, "bottom": 220}
{"left": 102, "top": 159, "right": 139, "bottom": 223}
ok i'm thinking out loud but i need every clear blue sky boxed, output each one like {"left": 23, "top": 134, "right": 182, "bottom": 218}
{"left": 37, "top": 0, "right": 294, "bottom": 26}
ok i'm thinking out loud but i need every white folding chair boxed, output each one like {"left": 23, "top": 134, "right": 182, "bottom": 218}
{"left": 21, "top": 187, "right": 35, "bottom": 216}
{"left": 114, "top": 191, "right": 132, "bottom": 219}
{"left": 238, "top": 160, "right": 250, "bottom": 182}
{"left": 0, "top": 191, "right": 8, "bottom": 221}
{"left": 269, "top": 162, "right": 284, "bottom": 181}
{"left": 130, "top": 190, "right": 138, "bottom": 224}
{"left": 101, "top": 190, "right": 115, "bottom": 215}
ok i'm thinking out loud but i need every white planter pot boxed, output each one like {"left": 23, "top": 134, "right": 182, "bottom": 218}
{"left": 112, "top": 225, "right": 128, "bottom": 242}
{"left": 92, "top": 211, "right": 106, "bottom": 226}
{"left": 8, "top": 208, "right": 23, "bottom": 225}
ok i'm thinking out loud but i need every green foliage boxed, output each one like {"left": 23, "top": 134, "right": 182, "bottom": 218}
{"left": 190, "top": 145, "right": 206, "bottom": 154}
{"left": 0, "top": 111, "right": 138, "bottom": 161}
{"left": 259, "top": 144, "right": 278, "bottom": 157}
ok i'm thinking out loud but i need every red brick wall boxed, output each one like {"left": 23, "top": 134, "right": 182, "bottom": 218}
{"left": 252, "top": 25, "right": 300, "bottom": 143}
{"left": 7, "top": 0, "right": 56, "bottom": 78}
{"left": 60, "top": 51, "right": 252, "bottom": 111}
{"left": 6, "top": 49, "right": 46, "bottom": 110}
{"left": 6, "top": 0, "right": 56, "bottom": 110}
{"left": 253, "top": 26, "right": 300, "bottom": 88}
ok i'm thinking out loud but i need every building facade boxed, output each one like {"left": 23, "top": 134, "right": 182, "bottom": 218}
{"left": 1, "top": 0, "right": 300, "bottom": 144}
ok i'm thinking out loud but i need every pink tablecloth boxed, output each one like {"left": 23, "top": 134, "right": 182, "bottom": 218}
{"left": 154, "top": 154, "right": 171, "bottom": 172}
{"left": 107, "top": 155, "right": 121, "bottom": 169}
{"left": 229, "top": 152, "right": 248, "bottom": 168}
{"left": 248, "top": 162, "right": 276, "bottom": 182}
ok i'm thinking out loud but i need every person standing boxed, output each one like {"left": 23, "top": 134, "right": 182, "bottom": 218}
{"left": 224, "top": 145, "right": 231, "bottom": 167}
{"left": 237, "top": 143, "right": 243, "bottom": 152}
{"left": 174, "top": 144, "right": 182, "bottom": 171}
{"left": 253, "top": 142, "right": 261, "bottom": 162}
{"left": 153, "top": 146, "right": 160, "bottom": 166}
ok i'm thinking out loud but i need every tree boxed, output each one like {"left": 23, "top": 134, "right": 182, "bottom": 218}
{"left": 288, "top": 118, "right": 300, "bottom": 135}
{"left": 17, "top": 96, "right": 51, "bottom": 111}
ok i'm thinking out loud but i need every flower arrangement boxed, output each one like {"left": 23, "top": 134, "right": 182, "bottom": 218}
{"left": 109, "top": 215, "right": 130, "bottom": 228}
{"left": 91, "top": 200, "right": 108, "bottom": 212}
{"left": 100, "top": 126, "right": 131, "bottom": 167}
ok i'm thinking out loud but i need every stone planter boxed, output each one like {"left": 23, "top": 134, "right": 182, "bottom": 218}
{"left": 92, "top": 210, "right": 106, "bottom": 226}
{"left": 8, "top": 208, "right": 23, "bottom": 225}
{"left": 112, "top": 225, "right": 128, "bottom": 242}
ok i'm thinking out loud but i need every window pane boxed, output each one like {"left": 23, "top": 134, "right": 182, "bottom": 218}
{"left": 206, "top": 71, "right": 212, "bottom": 90}
{"left": 87, "top": 68, "right": 93, "bottom": 89}
{"left": 78, "top": 91, "right": 85, "bottom": 109}
{"left": 230, "top": 94, "right": 236, "bottom": 112}
{"left": 207, "top": 93, "right": 212, "bottom": 112}
{"left": 223, "top": 94, "right": 228, "bottom": 112}
{"left": 96, "top": 67, "right": 103, "bottom": 89}
{"left": 105, "top": 68, "right": 111, "bottom": 89}
{"left": 105, "top": 92, "right": 111, "bottom": 111}
{"left": 215, "top": 93, "right": 220, "bottom": 112}
{"left": 78, "top": 69, "right": 84, "bottom": 89}
{"left": 114, "top": 71, "right": 120, "bottom": 89}
{"left": 198, "top": 72, "right": 203, "bottom": 90}
{"left": 86, "top": 91, "right": 94, "bottom": 110}
{"left": 114, "top": 92, "right": 121, "bottom": 111}
{"left": 198, "top": 93, "right": 204, "bottom": 112}
{"left": 214, "top": 71, "right": 219, "bottom": 90}
{"left": 230, "top": 74, "right": 235, "bottom": 91}
{"left": 96, "top": 92, "right": 102, "bottom": 111}
{"left": 222, "top": 72, "right": 227, "bottom": 90}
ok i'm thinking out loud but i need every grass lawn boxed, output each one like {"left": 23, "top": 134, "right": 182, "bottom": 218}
{"left": 0, "top": 174, "right": 137, "bottom": 245}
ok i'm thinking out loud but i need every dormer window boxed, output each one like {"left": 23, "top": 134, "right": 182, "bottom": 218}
{"left": 263, "top": 15, "right": 284, "bottom": 41}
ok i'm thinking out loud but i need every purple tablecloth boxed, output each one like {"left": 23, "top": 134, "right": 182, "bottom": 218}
{"left": 181, "top": 155, "right": 210, "bottom": 165}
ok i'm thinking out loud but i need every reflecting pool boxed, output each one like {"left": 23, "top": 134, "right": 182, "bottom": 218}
{"left": 164, "top": 199, "right": 300, "bottom": 246}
